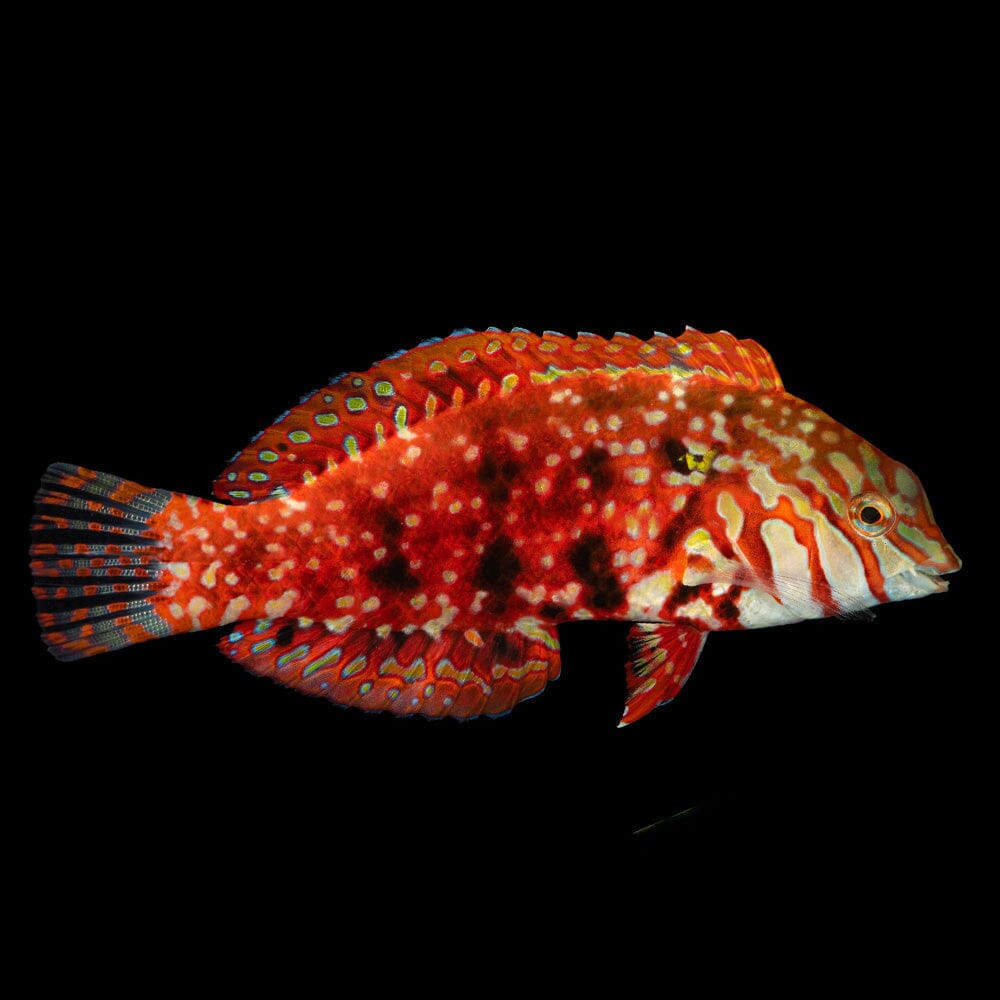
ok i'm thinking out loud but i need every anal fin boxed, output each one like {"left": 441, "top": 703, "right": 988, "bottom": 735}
{"left": 220, "top": 618, "right": 561, "bottom": 719}
{"left": 620, "top": 622, "right": 707, "bottom": 726}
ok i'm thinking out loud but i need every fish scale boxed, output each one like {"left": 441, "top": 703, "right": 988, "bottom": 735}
{"left": 30, "top": 328, "right": 959, "bottom": 725}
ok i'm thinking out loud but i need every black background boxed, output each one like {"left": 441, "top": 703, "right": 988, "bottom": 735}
{"left": 14, "top": 84, "right": 986, "bottom": 909}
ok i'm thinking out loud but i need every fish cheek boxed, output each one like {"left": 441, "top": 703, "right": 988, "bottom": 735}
{"left": 472, "top": 536, "right": 522, "bottom": 612}
{"left": 568, "top": 533, "right": 624, "bottom": 611}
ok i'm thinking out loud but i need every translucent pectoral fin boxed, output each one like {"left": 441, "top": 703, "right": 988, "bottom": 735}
{"left": 220, "top": 617, "right": 561, "bottom": 719}
{"left": 620, "top": 622, "right": 707, "bottom": 726}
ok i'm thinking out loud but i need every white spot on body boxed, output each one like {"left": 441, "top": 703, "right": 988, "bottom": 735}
{"left": 264, "top": 589, "right": 298, "bottom": 619}
{"left": 517, "top": 584, "right": 547, "bottom": 604}
{"left": 626, "top": 570, "right": 674, "bottom": 618}
{"left": 220, "top": 595, "right": 251, "bottom": 625}
{"left": 716, "top": 491, "right": 744, "bottom": 546}
{"left": 675, "top": 597, "right": 718, "bottom": 626}
{"left": 421, "top": 602, "right": 459, "bottom": 640}
{"left": 187, "top": 595, "right": 210, "bottom": 627}
{"left": 267, "top": 559, "right": 296, "bottom": 581}
{"left": 324, "top": 615, "right": 354, "bottom": 634}
{"left": 711, "top": 412, "right": 732, "bottom": 443}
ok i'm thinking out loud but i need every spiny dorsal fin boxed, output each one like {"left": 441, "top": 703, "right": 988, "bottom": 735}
{"left": 213, "top": 328, "right": 783, "bottom": 503}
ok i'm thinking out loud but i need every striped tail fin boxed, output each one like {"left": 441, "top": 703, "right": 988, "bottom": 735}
{"left": 30, "top": 464, "right": 178, "bottom": 660}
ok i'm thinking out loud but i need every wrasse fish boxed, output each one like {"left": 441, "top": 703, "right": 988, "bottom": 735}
{"left": 31, "top": 328, "right": 960, "bottom": 725}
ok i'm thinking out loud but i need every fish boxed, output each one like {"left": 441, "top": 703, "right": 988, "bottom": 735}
{"left": 30, "top": 327, "right": 960, "bottom": 725}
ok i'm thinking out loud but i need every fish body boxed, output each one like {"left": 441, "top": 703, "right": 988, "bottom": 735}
{"left": 31, "top": 329, "right": 959, "bottom": 724}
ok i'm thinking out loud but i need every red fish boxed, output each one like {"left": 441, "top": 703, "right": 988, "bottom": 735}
{"left": 31, "top": 328, "right": 960, "bottom": 725}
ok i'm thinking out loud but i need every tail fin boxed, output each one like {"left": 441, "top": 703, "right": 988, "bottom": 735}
{"left": 30, "top": 464, "right": 177, "bottom": 660}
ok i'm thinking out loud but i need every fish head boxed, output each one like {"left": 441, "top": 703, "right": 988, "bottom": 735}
{"left": 817, "top": 435, "right": 961, "bottom": 602}
{"left": 718, "top": 391, "right": 961, "bottom": 624}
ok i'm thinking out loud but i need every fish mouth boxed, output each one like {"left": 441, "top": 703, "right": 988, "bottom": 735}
{"left": 914, "top": 565, "right": 949, "bottom": 593}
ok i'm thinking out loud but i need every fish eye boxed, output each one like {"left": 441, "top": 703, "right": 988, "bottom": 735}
{"left": 849, "top": 493, "right": 895, "bottom": 537}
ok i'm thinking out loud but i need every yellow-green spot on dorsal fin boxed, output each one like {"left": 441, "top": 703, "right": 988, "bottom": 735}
{"left": 211, "top": 328, "right": 784, "bottom": 503}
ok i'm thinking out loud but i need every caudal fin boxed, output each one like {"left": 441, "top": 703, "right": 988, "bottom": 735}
{"left": 30, "top": 464, "right": 178, "bottom": 660}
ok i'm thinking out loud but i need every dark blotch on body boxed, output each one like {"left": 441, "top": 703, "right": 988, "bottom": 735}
{"left": 569, "top": 533, "right": 624, "bottom": 611}
{"left": 663, "top": 439, "right": 690, "bottom": 473}
{"left": 276, "top": 622, "right": 295, "bottom": 646}
{"left": 477, "top": 454, "right": 522, "bottom": 504}
{"left": 580, "top": 448, "right": 613, "bottom": 492}
{"left": 492, "top": 632, "right": 522, "bottom": 662}
{"left": 657, "top": 519, "right": 686, "bottom": 555}
{"left": 717, "top": 594, "right": 741, "bottom": 621}
{"left": 376, "top": 507, "right": 405, "bottom": 544}
{"left": 473, "top": 536, "right": 522, "bottom": 611}
{"left": 368, "top": 554, "right": 420, "bottom": 592}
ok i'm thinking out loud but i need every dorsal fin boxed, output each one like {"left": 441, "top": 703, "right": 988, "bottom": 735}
{"left": 213, "top": 328, "right": 784, "bottom": 502}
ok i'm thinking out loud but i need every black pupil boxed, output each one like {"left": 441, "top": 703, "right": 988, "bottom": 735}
{"left": 860, "top": 505, "right": 882, "bottom": 524}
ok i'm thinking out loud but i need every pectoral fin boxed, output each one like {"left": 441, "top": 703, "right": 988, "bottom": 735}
{"left": 620, "top": 622, "right": 707, "bottom": 726}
